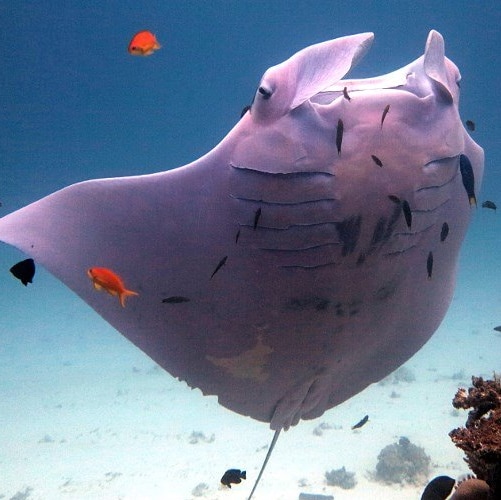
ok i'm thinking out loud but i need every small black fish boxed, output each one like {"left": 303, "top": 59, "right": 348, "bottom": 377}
{"left": 371, "top": 155, "right": 383, "bottom": 167}
{"left": 336, "top": 118, "right": 343, "bottom": 155}
{"left": 235, "top": 229, "right": 241, "bottom": 243}
{"left": 402, "top": 200, "right": 412, "bottom": 229}
{"left": 162, "top": 296, "right": 190, "bottom": 304}
{"left": 10, "top": 258, "right": 35, "bottom": 286}
{"left": 381, "top": 104, "right": 390, "bottom": 128}
{"left": 388, "top": 194, "right": 401, "bottom": 204}
{"left": 427, "top": 251, "right": 433, "bottom": 279}
{"left": 253, "top": 208, "right": 262, "bottom": 230}
{"left": 351, "top": 414, "right": 369, "bottom": 429}
{"left": 481, "top": 200, "right": 497, "bottom": 211}
{"left": 440, "top": 222, "right": 449, "bottom": 242}
{"left": 459, "top": 154, "right": 477, "bottom": 206}
{"left": 493, "top": 326, "right": 501, "bottom": 333}
{"left": 210, "top": 256, "right": 228, "bottom": 279}
{"left": 240, "top": 105, "right": 251, "bottom": 118}
{"left": 221, "top": 469, "right": 246, "bottom": 488}
{"left": 343, "top": 86, "right": 351, "bottom": 101}
{"left": 465, "top": 119, "right": 475, "bottom": 132}
{"left": 421, "top": 475, "right": 455, "bottom": 500}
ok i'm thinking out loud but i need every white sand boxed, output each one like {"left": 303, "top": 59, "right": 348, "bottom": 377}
{"left": 0, "top": 226, "right": 499, "bottom": 499}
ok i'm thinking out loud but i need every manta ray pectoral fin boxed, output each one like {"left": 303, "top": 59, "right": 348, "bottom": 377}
{"left": 423, "top": 29, "right": 459, "bottom": 103}
{"left": 251, "top": 32, "right": 374, "bottom": 123}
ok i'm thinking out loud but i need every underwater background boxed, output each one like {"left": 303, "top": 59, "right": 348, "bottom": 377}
{"left": 1, "top": 1, "right": 500, "bottom": 499}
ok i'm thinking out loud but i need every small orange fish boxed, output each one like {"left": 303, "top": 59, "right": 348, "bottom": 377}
{"left": 128, "top": 30, "right": 161, "bottom": 56}
{"left": 87, "top": 267, "right": 138, "bottom": 307}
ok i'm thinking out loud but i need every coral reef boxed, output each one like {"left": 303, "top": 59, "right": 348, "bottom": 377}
{"left": 451, "top": 476, "right": 490, "bottom": 499}
{"left": 449, "top": 375, "right": 501, "bottom": 498}
{"left": 380, "top": 366, "right": 416, "bottom": 386}
{"left": 421, "top": 474, "right": 491, "bottom": 500}
{"left": 9, "top": 488, "right": 33, "bottom": 500}
{"left": 313, "top": 422, "right": 333, "bottom": 436}
{"left": 188, "top": 431, "right": 215, "bottom": 444}
{"left": 374, "top": 436, "right": 430, "bottom": 484}
{"left": 191, "top": 482, "right": 209, "bottom": 497}
{"left": 324, "top": 466, "right": 356, "bottom": 489}
{"left": 393, "top": 366, "right": 417, "bottom": 383}
{"left": 298, "top": 494, "right": 334, "bottom": 500}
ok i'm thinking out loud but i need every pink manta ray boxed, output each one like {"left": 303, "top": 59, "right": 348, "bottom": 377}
{"left": 0, "top": 29, "right": 483, "bottom": 498}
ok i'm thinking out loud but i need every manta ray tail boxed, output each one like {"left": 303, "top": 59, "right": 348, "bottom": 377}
{"left": 248, "top": 429, "right": 281, "bottom": 500}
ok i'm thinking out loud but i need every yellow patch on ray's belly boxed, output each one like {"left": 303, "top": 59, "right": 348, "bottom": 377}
{"left": 206, "top": 336, "right": 273, "bottom": 382}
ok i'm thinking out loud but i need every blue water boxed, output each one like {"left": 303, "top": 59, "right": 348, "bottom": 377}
{"left": 1, "top": 2, "right": 500, "bottom": 499}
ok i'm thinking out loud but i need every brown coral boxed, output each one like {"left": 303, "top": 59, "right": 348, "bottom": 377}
{"left": 374, "top": 436, "right": 430, "bottom": 485}
{"left": 449, "top": 376, "right": 501, "bottom": 498}
{"left": 450, "top": 477, "right": 490, "bottom": 499}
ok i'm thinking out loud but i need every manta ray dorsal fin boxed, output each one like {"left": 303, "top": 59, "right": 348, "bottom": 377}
{"left": 251, "top": 32, "right": 374, "bottom": 123}
{"left": 424, "top": 29, "right": 459, "bottom": 103}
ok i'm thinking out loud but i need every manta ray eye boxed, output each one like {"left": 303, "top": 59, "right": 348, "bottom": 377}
{"left": 258, "top": 85, "right": 273, "bottom": 100}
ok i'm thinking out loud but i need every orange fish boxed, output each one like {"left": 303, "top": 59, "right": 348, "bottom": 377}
{"left": 128, "top": 30, "right": 161, "bottom": 56}
{"left": 87, "top": 267, "right": 138, "bottom": 307}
